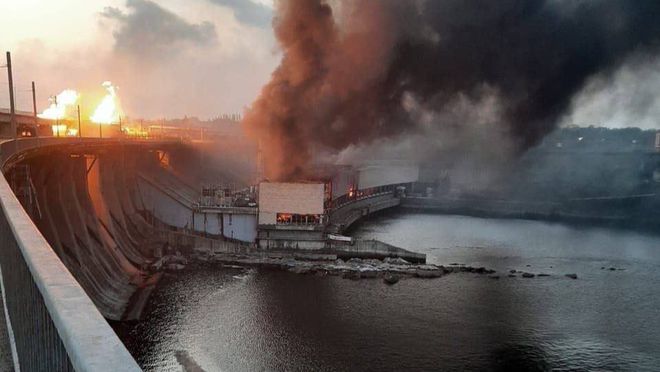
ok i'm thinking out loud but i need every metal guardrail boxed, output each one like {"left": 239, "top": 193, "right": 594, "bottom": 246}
{"left": 0, "top": 138, "right": 141, "bottom": 371}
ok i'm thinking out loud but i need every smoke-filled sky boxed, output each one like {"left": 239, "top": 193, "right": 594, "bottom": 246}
{"left": 2, "top": 0, "right": 660, "bottom": 181}
{"left": 1, "top": 0, "right": 659, "bottom": 129}
{"left": 0, "top": 0, "right": 278, "bottom": 119}
{"left": 240, "top": 0, "right": 660, "bottom": 180}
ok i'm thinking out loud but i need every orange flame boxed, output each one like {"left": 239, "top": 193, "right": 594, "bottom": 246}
{"left": 38, "top": 90, "right": 79, "bottom": 120}
{"left": 90, "top": 81, "right": 122, "bottom": 125}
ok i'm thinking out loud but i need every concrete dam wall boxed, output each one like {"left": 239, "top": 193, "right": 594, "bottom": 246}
{"left": 5, "top": 141, "right": 199, "bottom": 320}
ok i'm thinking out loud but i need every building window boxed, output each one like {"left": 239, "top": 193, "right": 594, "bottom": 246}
{"left": 276, "top": 213, "right": 321, "bottom": 225}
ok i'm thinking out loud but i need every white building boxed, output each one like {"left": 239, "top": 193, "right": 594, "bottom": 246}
{"left": 258, "top": 182, "right": 325, "bottom": 225}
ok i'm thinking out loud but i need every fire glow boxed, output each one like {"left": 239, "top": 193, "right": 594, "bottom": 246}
{"left": 38, "top": 90, "right": 79, "bottom": 120}
{"left": 90, "top": 81, "right": 121, "bottom": 125}
{"left": 38, "top": 81, "right": 124, "bottom": 136}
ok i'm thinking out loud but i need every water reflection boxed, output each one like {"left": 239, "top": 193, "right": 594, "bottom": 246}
{"left": 490, "top": 343, "right": 550, "bottom": 372}
{"left": 116, "top": 214, "right": 660, "bottom": 371}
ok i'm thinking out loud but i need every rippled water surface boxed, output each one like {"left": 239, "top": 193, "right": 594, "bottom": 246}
{"left": 117, "top": 213, "right": 660, "bottom": 371}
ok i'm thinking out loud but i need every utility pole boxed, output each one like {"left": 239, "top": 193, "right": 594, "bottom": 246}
{"left": 119, "top": 115, "right": 122, "bottom": 136}
{"left": 54, "top": 95, "right": 59, "bottom": 138}
{"left": 99, "top": 121, "right": 102, "bottom": 139}
{"left": 32, "top": 81, "right": 39, "bottom": 145}
{"left": 32, "top": 81, "right": 41, "bottom": 144}
{"left": 31, "top": 81, "right": 37, "bottom": 124}
{"left": 77, "top": 105, "right": 81, "bottom": 138}
{"left": 6, "top": 52, "right": 16, "bottom": 140}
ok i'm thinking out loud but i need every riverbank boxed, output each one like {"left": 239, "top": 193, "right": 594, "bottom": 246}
{"left": 186, "top": 251, "right": 585, "bottom": 284}
{"left": 399, "top": 196, "right": 660, "bottom": 233}
{"left": 114, "top": 213, "right": 660, "bottom": 371}
{"left": 192, "top": 251, "right": 493, "bottom": 281}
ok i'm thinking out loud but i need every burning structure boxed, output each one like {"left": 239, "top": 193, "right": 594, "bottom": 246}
{"left": 256, "top": 181, "right": 329, "bottom": 250}
{"left": 254, "top": 164, "right": 419, "bottom": 250}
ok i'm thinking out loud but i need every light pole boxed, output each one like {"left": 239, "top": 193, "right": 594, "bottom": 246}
{"left": 4, "top": 52, "right": 16, "bottom": 140}
{"left": 32, "top": 81, "right": 39, "bottom": 144}
{"left": 31, "top": 81, "right": 37, "bottom": 125}
{"left": 77, "top": 105, "right": 81, "bottom": 138}
{"left": 54, "top": 95, "right": 59, "bottom": 138}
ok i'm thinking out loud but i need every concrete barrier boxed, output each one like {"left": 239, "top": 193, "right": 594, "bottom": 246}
{"left": 1, "top": 137, "right": 181, "bottom": 171}
{"left": 0, "top": 139, "right": 141, "bottom": 370}
{"left": 326, "top": 239, "right": 426, "bottom": 263}
{"left": 329, "top": 192, "right": 400, "bottom": 232}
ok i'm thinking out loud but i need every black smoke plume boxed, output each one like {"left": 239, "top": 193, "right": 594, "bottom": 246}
{"left": 243, "top": 0, "right": 660, "bottom": 180}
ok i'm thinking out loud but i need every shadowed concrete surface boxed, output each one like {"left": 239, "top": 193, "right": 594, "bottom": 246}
{"left": 0, "top": 139, "right": 143, "bottom": 370}
{"left": 2, "top": 140, "right": 237, "bottom": 322}
{"left": 0, "top": 287, "right": 13, "bottom": 371}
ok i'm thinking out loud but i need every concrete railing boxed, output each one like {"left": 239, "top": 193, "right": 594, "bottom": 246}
{"left": 1, "top": 136, "right": 181, "bottom": 171}
{"left": 329, "top": 192, "right": 401, "bottom": 233}
{"left": 0, "top": 138, "right": 141, "bottom": 370}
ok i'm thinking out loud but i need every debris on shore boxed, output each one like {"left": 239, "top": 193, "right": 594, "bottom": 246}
{"left": 190, "top": 252, "right": 497, "bottom": 281}
{"left": 188, "top": 252, "right": 582, "bottom": 283}
{"left": 151, "top": 251, "right": 188, "bottom": 272}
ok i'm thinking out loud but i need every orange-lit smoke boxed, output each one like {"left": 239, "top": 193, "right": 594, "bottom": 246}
{"left": 91, "top": 81, "right": 122, "bottom": 125}
{"left": 243, "top": 0, "right": 660, "bottom": 182}
{"left": 38, "top": 90, "right": 79, "bottom": 120}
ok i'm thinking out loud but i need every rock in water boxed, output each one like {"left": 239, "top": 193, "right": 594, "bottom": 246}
{"left": 166, "top": 263, "right": 186, "bottom": 271}
{"left": 383, "top": 274, "right": 400, "bottom": 285}
{"left": 522, "top": 272, "right": 535, "bottom": 278}
{"left": 384, "top": 257, "right": 411, "bottom": 265}
{"left": 415, "top": 269, "right": 443, "bottom": 278}
{"left": 565, "top": 273, "right": 578, "bottom": 279}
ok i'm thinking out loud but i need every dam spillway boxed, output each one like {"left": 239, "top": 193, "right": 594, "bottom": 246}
{"left": 3, "top": 139, "right": 205, "bottom": 320}
{"left": 1, "top": 138, "right": 424, "bottom": 322}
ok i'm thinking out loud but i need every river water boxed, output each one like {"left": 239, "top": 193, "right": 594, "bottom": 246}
{"left": 116, "top": 212, "right": 660, "bottom": 371}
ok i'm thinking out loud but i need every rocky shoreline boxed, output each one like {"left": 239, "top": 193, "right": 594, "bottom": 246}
{"left": 185, "top": 251, "right": 577, "bottom": 284}
{"left": 155, "top": 251, "right": 584, "bottom": 285}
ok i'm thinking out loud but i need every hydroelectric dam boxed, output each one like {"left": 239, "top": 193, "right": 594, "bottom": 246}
{"left": 0, "top": 135, "right": 424, "bottom": 370}
{"left": 2, "top": 128, "right": 656, "bottom": 370}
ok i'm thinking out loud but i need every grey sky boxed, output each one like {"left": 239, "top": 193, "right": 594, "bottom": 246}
{"left": 101, "top": 0, "right": 217, "bottom": 59}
